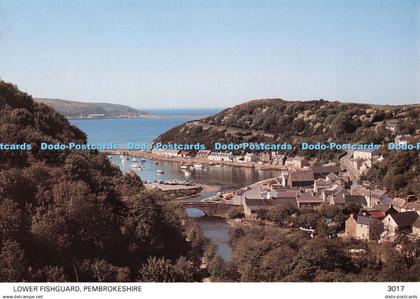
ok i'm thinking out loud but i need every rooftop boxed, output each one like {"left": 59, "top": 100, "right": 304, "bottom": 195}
{"left": 402, "top": 201, "right": 420, "bottom": 211}
{"left": 298, "top": 192, "right": 323, "bottom": 203}
{"left": 344, "top": 194, "right": 367, "bottom": 206}
{"left": 244, "top": 198, "right": 280, "bottom": 210}
{"left": 274, "top": 191, "right": 299, "bottom": 198}
{"left": 312, "top": 165, "right": 341, "bottom": 175}
{"left": 389, "top": 211, "right": 419, "bottom": 227}
{"left": 357, "top": 215, "right": 379, "bottom": 226}
{"left": 289, "top": 170, "right": 315, "bottom": 182}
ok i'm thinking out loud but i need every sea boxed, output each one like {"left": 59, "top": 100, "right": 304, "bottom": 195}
{"left": 70, "top": 109, "right": 281, "bottom": 189}
{"left": 70, "top": 109, "right": 280, "bottom": 261}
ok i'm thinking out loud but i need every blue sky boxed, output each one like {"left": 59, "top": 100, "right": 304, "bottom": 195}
{"left": 0, "top": 0, "right": 418, "bottom": 108}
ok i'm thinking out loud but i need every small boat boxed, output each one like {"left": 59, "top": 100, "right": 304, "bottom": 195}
{"left": 156, "top": 170, "right": 164, "bottom": 174}
{"left": 183, "top": 170, "right": 191, "bottom": 176}
{"left": 153, "top": 161, "right": 159, "bottom": 165}
{"left": 131, "top": 163, "right": 140, "bottom": 168}
{"left": 193, "top": 163, "right": 203, "bottom": 169}
{"left": 131, "top": 158, "right": 137, "bottom": 162}
{"left": 141, "top": 159, "right": 147, "bottom": 163}
{"left": 180, "top": 165, "right": 188, "bottom": 169}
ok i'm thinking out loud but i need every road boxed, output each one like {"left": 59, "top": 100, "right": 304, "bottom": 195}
{"left": 339, "top": 151, "right": 358, "bottom": 180}
{"left": 225, "top": 177, "right": 275, "bottom": 205}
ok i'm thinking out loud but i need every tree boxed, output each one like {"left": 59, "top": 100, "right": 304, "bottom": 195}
{"left": 207, "top": 256, "right": 238, "bottom": 282}
{"left": 124, "top": 191, "right": 188, "bottom": 260}
{"left": 137, "top": 257, "right": 176, "bottom": 282}
{"left": 0, "top": 81, "right": 201, "bottom": 282}
{"left": 79, "top": 259, "right": 118, "bottom": 282}
{"left": 0, "top": 240, "right": 26, "bottom": 281}
{"left": 31, "top": 266, "right": 69, "bottom": 282}
{"left": 0, "top": 199, "right": 24, "bottom": 242}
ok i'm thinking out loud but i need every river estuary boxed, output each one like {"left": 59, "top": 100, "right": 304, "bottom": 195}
{"left": 72, "top": 116, "right": 282, "bottom": 261}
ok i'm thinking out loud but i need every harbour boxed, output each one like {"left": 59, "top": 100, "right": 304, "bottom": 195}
{"left": 73, "top": 116, "right": 282, "bottom": 261}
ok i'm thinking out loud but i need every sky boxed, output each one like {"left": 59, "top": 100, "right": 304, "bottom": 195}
{"left": 0, "top": 0, "right": 419, "bottom": 109}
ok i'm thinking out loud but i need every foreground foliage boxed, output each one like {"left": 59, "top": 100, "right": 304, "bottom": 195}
{"left": 0, "top": 81, "right": 206, "bottom": 282}
{"left": 207, "top": 225, "right": 420, "bottom": 282}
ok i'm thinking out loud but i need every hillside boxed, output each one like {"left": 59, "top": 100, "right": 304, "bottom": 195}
{"left": 0, "top": 81, "right": 204, "bottom": 282}
{"left": 156, "top": 98, "right": 420, "bottom": 148}
{"left": 35, "top": 98, "right": 146, "bottom": 118}
{"left": 156, "top": 98, "right": 420, "bottom": 197}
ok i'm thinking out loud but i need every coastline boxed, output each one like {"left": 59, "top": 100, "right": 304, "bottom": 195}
{"left": 68, "top": 114, "right": 211, "bottom": 120}
{"left": 102, "top": 149, "right": 287, "bottom": 171}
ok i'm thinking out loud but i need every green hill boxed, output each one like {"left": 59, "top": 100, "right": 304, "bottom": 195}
{"left": 156, "top": 98, "right": 420, "bottom": 147}
{"left": 156, "top": 98, "right": 420, "bottom": 197}
{"left": 35, "top": 98, "right": 146, "bottom": 118}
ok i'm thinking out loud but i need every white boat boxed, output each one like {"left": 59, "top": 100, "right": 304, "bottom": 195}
{"left": 131, "top": 158, "right": 137, "bottom": 162}
{"left": 183, "top": 170, "right": 191, "bottom": 176}
{"left": 180, "top": 165, "right": 188, "bottom": 169}
{"left": 156, "top": 170, "right": 164, "bottom": 174}
{"left": 153, "top": 161, "right": 159, "bottom": 165}
{"left": 131, "top": 163, "right": 140, "bottom": 168}
{"left": 193, "top": 163, "right": 203, "bottom": 169}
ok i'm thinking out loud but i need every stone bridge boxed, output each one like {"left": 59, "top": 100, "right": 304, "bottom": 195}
{"left": 180, "top": 201, "right": 241, "bottom": 217}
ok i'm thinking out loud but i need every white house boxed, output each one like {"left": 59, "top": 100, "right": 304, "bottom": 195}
{"left": 151, "top": 148, "right": 180, "bottom": 157}
{"left": 383, "top": 211, "right": 418, "bottom": 233}
{"left": 196, "top": 150, "right": 211, "bottom": 158}
{"left": 208, "top": 152, "right": 234, "bottom": 162}
{"left": 385, "top": 122, "right": 398, "bottom": 132}
{"left": 353, "top": 149, "right": 380, "bottom": 161}
{"left": 285, "top": 156, "right": 309, "bottom": 169}
{"left": 244, "top": 153, "right": 258, "bottom": 163}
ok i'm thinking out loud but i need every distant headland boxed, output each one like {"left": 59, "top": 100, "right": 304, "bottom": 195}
{"left": 34, "top": 98, "right": 212, "bottom": 119}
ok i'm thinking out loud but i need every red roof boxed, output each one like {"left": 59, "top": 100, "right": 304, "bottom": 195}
{"left": 368, "top": 210, "right": 385, "bottom": 218}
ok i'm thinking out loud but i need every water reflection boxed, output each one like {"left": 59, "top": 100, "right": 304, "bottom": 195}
{"left": 187, "top": 209, "right": 232, "bottom": 261}
{"left": 110, "top": 155, "right": 277, "bottom": 261}
{"left": 111, "top": 155, "right": 281, "bottom": 191}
